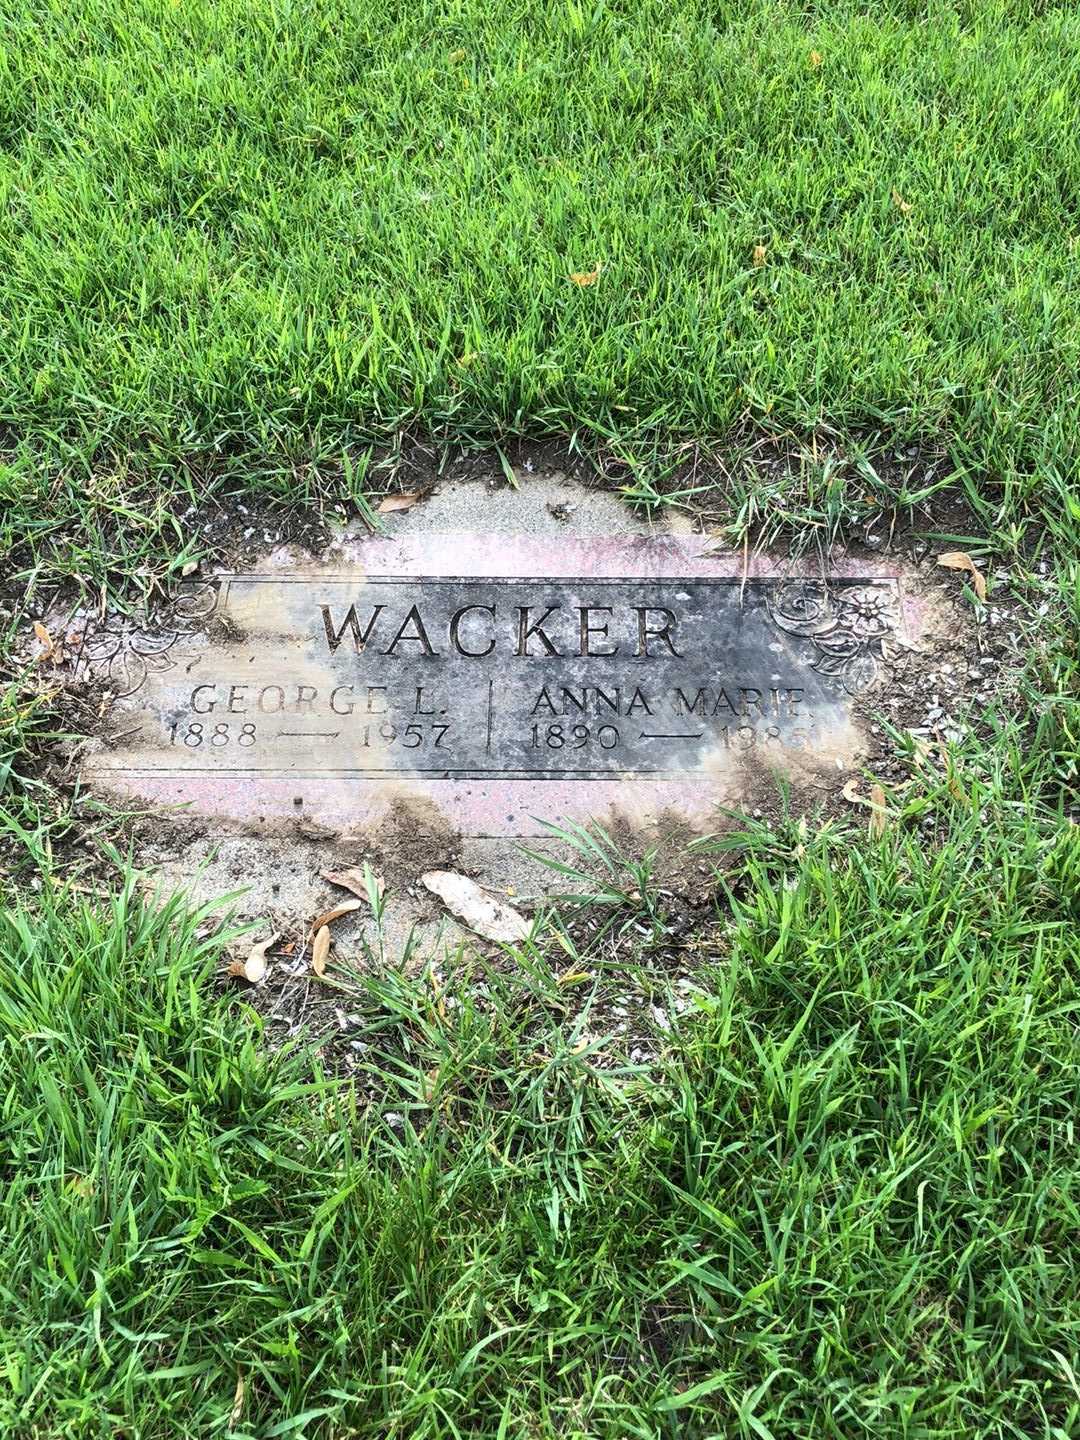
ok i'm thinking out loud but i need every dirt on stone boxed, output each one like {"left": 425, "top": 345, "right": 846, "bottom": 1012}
{"left": 325, "top": 795, "right": 463, "bottom": 896}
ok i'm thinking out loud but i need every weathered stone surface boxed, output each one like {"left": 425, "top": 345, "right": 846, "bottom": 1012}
{"left": 78, "top": 535, "right": 930, "bottom": 836}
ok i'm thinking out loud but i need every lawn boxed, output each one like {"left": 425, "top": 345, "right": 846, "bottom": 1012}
{"left": 1, "top": 1, "right": 1079, "bottom": 1436}
{"left": 2, "top": 0, "right": 1080, "bottom": 543}
{"left": 3, "top": 769, "right": 1079, "bottom": 1437}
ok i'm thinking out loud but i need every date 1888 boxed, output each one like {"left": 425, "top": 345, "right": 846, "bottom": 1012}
{"left": 170, "top": 721, "right": 257, "bottom": 748}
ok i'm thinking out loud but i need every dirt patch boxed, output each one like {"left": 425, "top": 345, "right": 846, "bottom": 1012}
{"left": 0, "top": 426, "right": 984, "bottom": 607}
{"left": 325, "top": 795, "right": 463, "bottom": 895}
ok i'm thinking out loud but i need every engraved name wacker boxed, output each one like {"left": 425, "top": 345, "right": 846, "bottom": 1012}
{"left": 84, "top": 576, "right": 898, "bottom": 780}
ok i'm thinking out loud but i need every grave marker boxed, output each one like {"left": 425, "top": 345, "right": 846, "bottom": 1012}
{"left": 78, "top": 536, "right": 922, "bottom": 836}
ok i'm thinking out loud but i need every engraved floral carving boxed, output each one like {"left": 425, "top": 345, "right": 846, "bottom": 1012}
{"left": 79, "top": 583, "right": 219, "bottom": 699}
{"left": 765, "top": 581, "right": 898, "bottom": 695}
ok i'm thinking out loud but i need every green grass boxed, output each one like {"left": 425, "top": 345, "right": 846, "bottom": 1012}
{"left": 2, "top": 0, "right": 1080, "bottom": 558}
{"left": 1, "top": 700, "right": 1078, "bottom": 1437}
{"left": 2, "top": 2, "right": 1080, "bottom": 1434}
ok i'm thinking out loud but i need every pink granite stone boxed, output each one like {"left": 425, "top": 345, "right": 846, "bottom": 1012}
{"left": 79, "top": 535, "right": 931, "bottom": 837}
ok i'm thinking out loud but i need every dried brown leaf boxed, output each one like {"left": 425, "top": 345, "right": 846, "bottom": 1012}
{"left": 891, "top": 188, "right": 912, "bottom": 215}
{"left": 568, "top": 263, "right": 602, "bottom": 287}
{"left": 937, "top": 550, "right": 987, "bottom": 602}
{"left": 322, "top": 867, "right": 385, "bottom": 902}
{"left": 752, "top": 244, "right": 767, "bottom": 267}
{"left": 868, "top": 783, "right": 888, "bottom": 839}
{"left": 33, "top": 621, "right": 55, "bottom": 659}
{"left": 557, "top": 970, "right": 592, "bottom": 987}
{"left": 310, "top": 898, "right": 364, "bottom": 931}
{"left": 841, "top": 777, "right": 864, "bottom": 805}
{"left": 421, "top": 870, "right": 530, "bottom": 943}
{"left": 230, "top": 1373, "right": 246, "bottom": 1428}
{"left": 232, "top": 931, "right": 279, "bottom": 984}
{"left": 311, "top": 925, "right": 331, "bottom": 977}
{"left": 377, "top": 492, "right": 421, "bottom": 513}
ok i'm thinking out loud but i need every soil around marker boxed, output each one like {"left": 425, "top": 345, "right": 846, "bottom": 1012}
{"left": 1, "top": 427, "right": 981, "bottom": 591}
{"left": 1, "top": 447, "right": 1032, "bottom": 1044}
{"left": 8, "top": 458, "right": 1021, "bottom": 821}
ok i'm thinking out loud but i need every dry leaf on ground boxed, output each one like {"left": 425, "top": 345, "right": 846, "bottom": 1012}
{"left": 311, "top": 925, "right": 331, "bottom": 977}
{"left": 230, "top": 1374, "right": 246, "bottom": 1428}
{"left": 33, "top": 621, "right": 58, "bottom": 661}
{"left": 228, "top": 931, "right": 279, "bottom": 984}
{"left": 310, "top": 898, "right": 364, "bottom": 932}
{"left": 868, "top": 783, "right": 889, "bottom": 839}
{"left": 937, "top": 550, "right": 987, "bottom": 601}
{"left": 421, "top": 870, "right": 530, "bottom": 943}
{"left": 891, "top": 188, "right": 912, "bottom": 214}
{"left": 322, "top": 867, "right": 385, "bottom": 902}
{"left": 377, "top": 492, "right": 421, "bottom": 513}
{"left": 557, "top": 970, "right": 592, "bottom": 986}
{"left": 752, "top": 244, "right": 767, "bottom": 266}
{"left": 568, "top": 263, "right": 602, "bottom": 287}
{"left": 844, "top": 779, "right": 891, "bottom": 834}
{"left": 946, "top": 769, "right": 968, "bottom": 805}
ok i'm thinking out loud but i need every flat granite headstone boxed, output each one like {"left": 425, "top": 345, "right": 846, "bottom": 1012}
{"left": 78, "top": 535, "right": 932, "bottom": 837}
